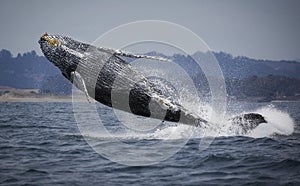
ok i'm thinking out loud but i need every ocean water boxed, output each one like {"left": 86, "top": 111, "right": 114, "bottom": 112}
{"left": 0, "top": 101, "right": 299, "bottom": 185}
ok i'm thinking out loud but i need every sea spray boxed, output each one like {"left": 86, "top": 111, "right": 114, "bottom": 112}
{"left": 247, "top": 106, "right": 294, "bottom": 138}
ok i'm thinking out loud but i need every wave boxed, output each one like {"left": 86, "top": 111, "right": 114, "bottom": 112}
{"left": 246, "top": 106, "right": 294, "bottom": 138}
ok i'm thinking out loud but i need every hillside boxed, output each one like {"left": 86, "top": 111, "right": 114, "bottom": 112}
{"left": 0, "top": 49, "right": 299, "bottom": 101}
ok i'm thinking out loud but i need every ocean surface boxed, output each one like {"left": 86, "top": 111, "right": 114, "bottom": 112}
{"left": 0, "top": 101, "right": 299, "bottom": 185}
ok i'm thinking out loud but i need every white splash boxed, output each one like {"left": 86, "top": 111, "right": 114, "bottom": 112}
{"left": 149, "top": 105, "right": 295, "bottom": 139}
{"left": 247, "top": 106, "right": 294, "bottom": 138}
{"left": 150, "top": 124, "right": 193, "bottom": 140}
{"left": 78, "top": 92, "right": 295, "bottom": 140}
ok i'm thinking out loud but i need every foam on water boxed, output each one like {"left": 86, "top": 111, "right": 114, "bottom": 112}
{"left": 79, "top": 87, "right": 295, "bottom": 140}
{"left": 247, "top": 106, "right": 294, "bottom": 138}
{"left": 153, "top": 107, "right": 295, "bottom": 139}
{"left": 81, "top": 104, "right": 295, "bottom": 141}
{"left": 149, "top": 124, "right": 193, "bottom": 139}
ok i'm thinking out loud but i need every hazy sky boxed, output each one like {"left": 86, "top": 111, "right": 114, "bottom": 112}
{"left": 0, "top": 0, "right": 299, "bottom": 60}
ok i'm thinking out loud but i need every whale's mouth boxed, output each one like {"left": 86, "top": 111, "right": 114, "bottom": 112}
{"left": 40, "top": 32, "right": 61, "bottom": 47}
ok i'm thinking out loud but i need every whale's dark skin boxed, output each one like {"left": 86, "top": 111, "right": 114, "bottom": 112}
{"left": 39, "top": 33, "right": 267, "bottom": 135}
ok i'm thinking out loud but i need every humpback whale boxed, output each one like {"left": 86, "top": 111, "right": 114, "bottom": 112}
{"left": 39, "top": 33, "right": 267, "bottom": 135}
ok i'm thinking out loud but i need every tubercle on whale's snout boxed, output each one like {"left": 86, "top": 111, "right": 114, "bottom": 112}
{"left": 39, "top": 32, "right": 61, "bottom": 47}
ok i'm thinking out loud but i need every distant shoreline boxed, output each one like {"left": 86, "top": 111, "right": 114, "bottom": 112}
{"left": 0, "top": 95, "right": 72, "bottom": 102}
{"left": 0, "top": 87, "right": 72, "bottom": 102}
{"left": 1, "top": 86, "right": 299, "bottom": 103}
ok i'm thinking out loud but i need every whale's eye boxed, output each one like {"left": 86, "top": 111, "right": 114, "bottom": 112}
{"left": 40, "top": 33, "right": 61, "bottom": 47}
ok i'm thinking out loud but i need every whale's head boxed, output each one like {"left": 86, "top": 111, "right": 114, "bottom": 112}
{"left": 38, "top": 33, "right": 88, "bottom": 79}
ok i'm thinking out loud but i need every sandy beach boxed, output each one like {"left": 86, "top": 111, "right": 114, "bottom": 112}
{"left": 0, "top": 95, "right": 72, "bottom": 102}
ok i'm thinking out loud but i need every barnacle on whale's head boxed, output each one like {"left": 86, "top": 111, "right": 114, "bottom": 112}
{"left": 40, "top": 32, "right": 61, "bottom": 47}
{"left": 39, "top": 32, "right": 68, "bottom": 70}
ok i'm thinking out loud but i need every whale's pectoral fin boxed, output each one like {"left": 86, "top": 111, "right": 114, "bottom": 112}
{"left": 229, "top": 113, "right": 267, "bottom": 135}
{"left": 70, "top": 71, "right": 91, "bottom": 103}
